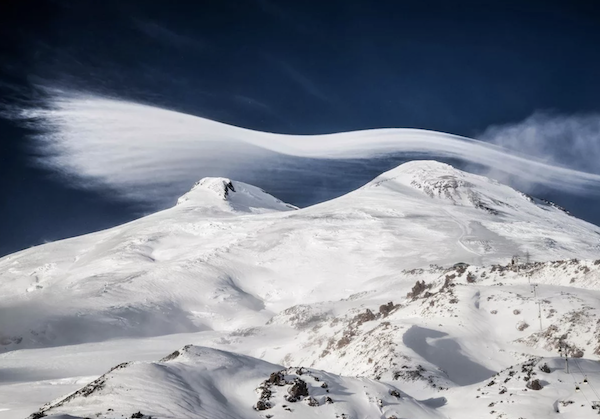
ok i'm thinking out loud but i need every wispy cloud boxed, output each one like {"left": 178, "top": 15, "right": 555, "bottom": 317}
{"left": 272, "top": 58, "right": 333, "bottom": 104}
{"left": 479, "top": 111, "right": 600, "bottom": 175}
{"left": 133, "top": 19, "right": 206, "bottom": 52}
{"left": 6, "top": 91, "right": 600, "bottom": 209}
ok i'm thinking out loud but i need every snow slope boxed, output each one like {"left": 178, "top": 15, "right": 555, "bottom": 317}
{"left": 1, "top": 160, "right": 600, "bottom": 419}
{"left": 176, "top": 178, "right": 298, "bottom": 214}
{"left": 30, "top": 345, "right": 444, "bottom": 419}
{"left": 1, "top": 161, "right": 598, "bottom": 349}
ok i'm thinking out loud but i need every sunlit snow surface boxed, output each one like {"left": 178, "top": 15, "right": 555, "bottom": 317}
{"left": 1, "top": 161, "right": 600, "bottom": 418}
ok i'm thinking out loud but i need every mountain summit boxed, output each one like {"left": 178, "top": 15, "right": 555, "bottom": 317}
{"left": 176, "top": 177, "right": 298, "bottom": 214}
{"left": 2, "top": 160, "right": 600, "bottom": 419}
{"left": 367, "top": 160, "right": 566, "bottom": 215}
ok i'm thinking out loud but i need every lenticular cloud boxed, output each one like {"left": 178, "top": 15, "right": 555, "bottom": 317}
{"left": 11, "top": 92, "right": 600, "bottom": 206}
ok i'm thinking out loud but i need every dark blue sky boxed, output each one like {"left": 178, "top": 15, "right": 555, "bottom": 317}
{"left": 1, "top": 0, "right": 600, "bottom": 257}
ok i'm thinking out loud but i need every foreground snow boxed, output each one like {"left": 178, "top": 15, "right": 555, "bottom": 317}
{"left": 1, "top": 161, "right": 600, "bottom": 419}
{"left": 25, "top": 347, "right": 600, "bottom": 419}
{"left": 31, "top": 345, "right": 444, "bottom": 419}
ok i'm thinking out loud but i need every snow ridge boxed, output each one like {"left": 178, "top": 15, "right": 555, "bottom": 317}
{"left": 1, "top": 160, "right": 600, "bottom": 419}
{"left": 176, "top": 178, "right": 298, "bottom": 214}
{"left": 30, "top": 345, "right": 444, "bottom": 419}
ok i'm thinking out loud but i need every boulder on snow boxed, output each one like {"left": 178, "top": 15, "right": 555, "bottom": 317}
{"left": 286, "top": 378, "right": 309, "bottom": 402}
{"left": 526, "top": 379, "right": 543, "bottom": 390}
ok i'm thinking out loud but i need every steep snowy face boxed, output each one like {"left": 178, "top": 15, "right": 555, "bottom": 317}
{"left": 321, "top": 160, "right": 600, "bottom": 264}
{"left": 2, "top": 160, "right": 600, "bottom": 419}
{"left": 366, "top": 160, "right": 547, "bottom": 214}
{"left": 176, "top": 177, "right": 298, "bottom": 214}
{"left": 0, "top": 160, "right": 599, "bottom": 351}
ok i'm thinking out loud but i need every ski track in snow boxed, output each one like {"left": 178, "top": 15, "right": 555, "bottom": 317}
{"left": 443, "top": 208, "right": 484, "bottom": 261}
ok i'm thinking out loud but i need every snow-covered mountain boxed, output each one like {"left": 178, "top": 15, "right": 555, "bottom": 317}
{"left": 175, "top": 178, "right": 298, "bottom": 214}
{"left": 1, "top": 161, "right": 600, "bottom": 419}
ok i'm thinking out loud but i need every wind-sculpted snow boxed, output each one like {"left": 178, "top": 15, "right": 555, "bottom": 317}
{"left": 9, "top": 93, "right": 600, "bottom": 208}
{"left": 402, "top": 325, "right": 497, "bottom": 386}
{"left": 2, "top": 161, "right": 600, "bottom": 419}
{"left": 0, "top": 161, "right": 598, "bottom": 350}
{"left": 29, "top": 345, "right": 443, "bottom": 419}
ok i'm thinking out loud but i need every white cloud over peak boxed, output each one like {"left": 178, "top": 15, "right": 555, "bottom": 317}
{"left": 8, "top": 91, "right": 600, "bottom": 208}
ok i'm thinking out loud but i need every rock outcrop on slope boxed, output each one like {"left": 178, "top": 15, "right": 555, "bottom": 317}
{"left": 1, "top": 161, "right": 600, "bottom": 419}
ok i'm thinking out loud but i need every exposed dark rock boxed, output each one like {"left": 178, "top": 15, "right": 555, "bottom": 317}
{"left": 539, "top": 198, "right": 570, "bottom": 215}
{"left": 454, "top": 263, "right": 468, "bottom": 275}
{"left": 159, "top": 350, "right": 180, "bottom": 362}
{"left": 33, "top": 361, "right": 131, "bottom": 417}
{"left": 379, "top": 302, "right": 398, "bottom": 317}
{"left": 287, "top": 378, "right": 309, "bottom": 402}
{"left": 353, "top": 309, "right": 376, "bottom": 325}
{"left": 407, "top": 280, "right": 432, "bottom": 299}
{"left": 255, "top": 400, "right": 271, "bottom": 411}
{"left": 336, "top": 330, "right": 355, "bottom": 349}
{"left": 267, "top": 371, "right": 285, "bottom": 386}
{"left": 223, "top": 181, "right": 236, "bottom": 198}
{"left": 255, "top": 370, "right": 290, "bottom": 410}
{"left": 526, "top": 379, "right": 543, "bottom": 390}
